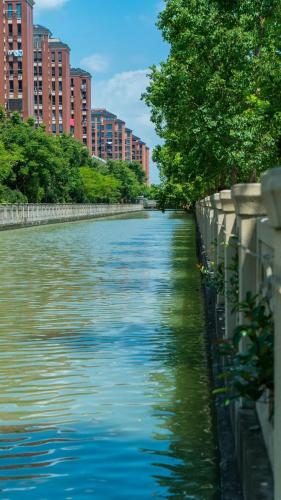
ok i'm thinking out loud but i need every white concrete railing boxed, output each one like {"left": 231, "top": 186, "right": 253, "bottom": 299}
{"left": 196, "top": 168, "right": 281, "bottom": 499}
{"left": 0, "top": 203, "right": 144, "bottom": 229}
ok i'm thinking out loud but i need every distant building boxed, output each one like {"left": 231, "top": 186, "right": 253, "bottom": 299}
{"left": 91, "top": 109, "right": 126, "bottom": 161}
{"left": 92, "top": 108, "right": 150, "bottom": 182}
{"left": 48, "top": 37, "right": 70, "bottom": 136}
{"left": 33, "top": 24, "right": 52, "bottom": 131}
{"left": 0, "top": 0, "right": 34, "bottom": 119}
{"left": 125, "top": 128, "right": 132, "bottom": 162}
{"left": 70, "top": 68, "right": 92, "bottom": 151}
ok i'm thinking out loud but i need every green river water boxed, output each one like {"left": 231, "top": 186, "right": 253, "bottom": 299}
{"left": 0, "top": 211, "right": 219, "bottom": 499}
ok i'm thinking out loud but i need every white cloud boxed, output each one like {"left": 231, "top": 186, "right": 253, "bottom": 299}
{"left": 35, "top": 0, "right": 69, "bottom": 10}
{"left": 80, "top": 54, "right": 109, "bottom": 74}
{"left": 93, "top": 69, "right": 161, "bottom": 183}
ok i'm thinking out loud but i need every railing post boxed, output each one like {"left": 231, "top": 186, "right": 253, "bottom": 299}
{"left": 261, "top": 167, "right": 281, "bottom": 500}
{"left": 211, "top": 193, "right": 224, "bottom": 305}
{"left": 220, "top": 190, "right": 237, "bottom": 339}
{"left": 231, "top": 184, "right": 266, "bottom": 325}
{"left": 204, "top": 196, "right": 214, "bottom": 262}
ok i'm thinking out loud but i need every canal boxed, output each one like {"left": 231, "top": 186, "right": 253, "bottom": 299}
{"left": 0, "top": 211, "right": 218, "bottom": 499}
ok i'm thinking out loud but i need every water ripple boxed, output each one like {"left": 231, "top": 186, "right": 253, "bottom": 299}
{"left": 0, "top": 212, "right": 218, "bottom": 499}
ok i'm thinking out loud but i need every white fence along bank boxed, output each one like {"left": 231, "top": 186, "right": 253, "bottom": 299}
{"left": 0, "top": 203, "right": 144, "bottom": 230}
{"left": 196, "top": 168, "right": 281, "bottom": 500}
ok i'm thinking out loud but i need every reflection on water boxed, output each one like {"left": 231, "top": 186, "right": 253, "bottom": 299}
{"left": 0, "top": 212, "right": 218, "bottom": 499}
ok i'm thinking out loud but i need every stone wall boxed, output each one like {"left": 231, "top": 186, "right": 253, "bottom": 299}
{"left": 0, "top": 203, "right": 144, "bottom": 230}
{"left": 196, "top": 168, "right": 281, "bottom": 500}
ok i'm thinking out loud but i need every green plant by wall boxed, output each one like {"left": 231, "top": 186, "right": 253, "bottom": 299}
{"left": 215, "top": 292, "right": 274, "bottom": 407}
{"left": 198, "top": 261, "right": 225, "bottom": 295}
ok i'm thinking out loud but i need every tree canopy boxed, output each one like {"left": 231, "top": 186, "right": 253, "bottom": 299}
{"left": 143, "top": 0, "right": 281, "bottom": 203}
{"left": 0, "top": 111, "right": 147, "bottom": 204}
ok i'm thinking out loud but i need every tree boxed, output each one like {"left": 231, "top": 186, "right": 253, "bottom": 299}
{"left": 80, "top": 167, "right": 121, "bottom": 203}
{"left": 106, "top": 160, "right": 144, "bottom": 202}
{"left": 143, "top": 0, "right": 281, "bottom": 202}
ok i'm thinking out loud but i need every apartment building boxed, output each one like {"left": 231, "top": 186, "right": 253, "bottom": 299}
{"left": 132, "top": 135, "right": 149, "bottom": 178}
{"left": 0, "top": 0, "right": 34, "bottom": 118}
{"left": 125, "top": 127, "right": 132, "bottom": 162}
{"left": 33, "top": 24, "right": 51, "bottom": 131}
{"left": 92, "top": 109, "right": 150, "bottom": 181}
{"left": 48, "top": 38, "right": 70, "bottom": 136}
{"left": 92, "top": 109, "right": 126, "bottom": 161}
{"left": 70, "top": 68, "right": 92, "bottom": 151}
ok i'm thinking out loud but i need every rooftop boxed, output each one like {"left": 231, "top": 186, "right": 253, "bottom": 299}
{"left": 33, "top": 24, "right": 52, "bottom": 37}
{"left": 70, "top": 67, "right": 92, "bottom": 79}
{"left": 49, "top": 38, "right": 70, "bottom": 51}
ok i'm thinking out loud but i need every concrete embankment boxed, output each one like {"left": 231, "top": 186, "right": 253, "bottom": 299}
{"left": 0, "top": 203, "right": 144, "bottom": 230}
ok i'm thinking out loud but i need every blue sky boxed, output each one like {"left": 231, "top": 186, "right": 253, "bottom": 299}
{"left": 34, "top": 0, "right": 169, "bottom": 183}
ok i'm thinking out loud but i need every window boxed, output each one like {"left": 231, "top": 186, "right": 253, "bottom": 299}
{"left": 18, "top": 80, "right": 22, "bottom": 93}
{"left": 83, "top": 127, "right": 87, "bottom": 135}
{"left": 16, "top": 4, "right": 21, "bottom": 19}
{"left": 58, "top": 81, "right": 62, "bottom": 91}
{"left": 7, "top": 4, "right": 13, "bottom": 19}
{"left": 71, "top": 78, "right": 74, "bottom": 87}
{"left": 52, "top": 81, "right": 56, "bottom": 91}
{"left": 58, "top": 67, "right": 62, "bottom": 77}
{"left": 9, "top": 80, "right": 14, "bottom": 93}
{"left": 17, "top": 41, "right": 22, "bottom": 50}
{"left": 52, "top": 124, "right": 56, "bottom": 134}
{"left": 58, "top": 52, "right": 62, "bottom": 63}
{"left": 52, "top": 110, "right": 56, "bottom": 120}
{"left": 17, "top": 24, "right": 21, "bottom": 36}
{"left": 59, "top": 124, "right": 63, "bottom": 134}
{"left": 8, "top": 23, "right": 13, "bottom": 36}
{"left": 52, "top": 67, "right": 55, "bottom": 77}
{"left": 9, "top": 62, "right": 13, "bottom": 75}
{"left": 51, "top": 52, "right": 55, "bottom": 62}
{"left": 9, "top": 42, "right": 13, "bottom": 50}
{"left": 34, "top": 51, "right": 42, "bottom": 62}
{"left": 52, "top": 95, "right": 56, "bottom": 105}
{"left": 59, "top": 110, "right": 63, "bottom": 120}
{"left": 106, "top": 124, "right": 112, "bottom": 130}
{"left": 59, "top": 96, "right": 62, "bottom": 106}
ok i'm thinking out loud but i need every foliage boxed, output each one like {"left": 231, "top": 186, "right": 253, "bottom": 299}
{"left": 143, "top": 0, "right": 281, "bottom": 202}
{"left": 106, "top": 160, "right": 144, "bottom": 202}
{"left": 148, "top": 179, "right": 191, "bottom": 210}
{"left": 215, "top": 293, "right": 274, "bottom": 406}
{"left": 198, "top": 261, "right": 225, "bottom": 295}
{"left": 80, "top": 167, "right": 120, "bottom": 203}
{"left": 0, "top": 111, "right": 147, "bottom": 204}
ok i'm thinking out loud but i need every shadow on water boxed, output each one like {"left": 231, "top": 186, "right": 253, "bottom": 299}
{"left": 0, "top": 211, "right": 219, "bottom": 499}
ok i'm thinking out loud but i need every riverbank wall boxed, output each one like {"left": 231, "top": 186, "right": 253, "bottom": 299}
{"left": 0, "top": 203, "right": 144, "bottom": 230}
{"left": 195, "top": 169, "right": 281, "bottom": 499}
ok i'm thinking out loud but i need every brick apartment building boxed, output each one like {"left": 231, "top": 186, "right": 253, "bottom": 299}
{"left": 0, "top": 0, "right": 34, "bottom": 119}
{"left": 33, "top": 24, "right": 51, "bottom": 131}
{"left": 0, "top": 3, "right": 148, "bottom": 167}
{"left": 92, "top": 109, "right": 126, "bottom": 161}
{"left": 132, "top": 134, "right": 150, "bottom": 180}
{"left": 0, "top": 1, "right": 92, "bottom": 150}
{"left": 70, "top": 68, "right": 92, "bottom": 150}
{"left": 48, "top": 37, "right": 70, "bottom": 136}
{"left": 125, "top": 127, "right": 132, "bottom": 162}
{"left": 33, "top": 27, "right": 71, "bottom": 137}
{"left": 92, "top": 109, "right": 149, "bottom": 181}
